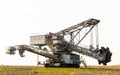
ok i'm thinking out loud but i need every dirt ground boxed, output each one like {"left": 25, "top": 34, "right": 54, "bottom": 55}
{"left": 0, "top": 65, "right": 120, "bottom": 75}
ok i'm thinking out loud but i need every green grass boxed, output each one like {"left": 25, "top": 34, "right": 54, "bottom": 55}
{"left": 0, "top": 65, "right": 120, "bottom": 75}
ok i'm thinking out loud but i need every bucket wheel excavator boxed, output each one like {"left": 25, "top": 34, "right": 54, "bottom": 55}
{"left": 6, "top": 18, "right": 112, "bottom": 68}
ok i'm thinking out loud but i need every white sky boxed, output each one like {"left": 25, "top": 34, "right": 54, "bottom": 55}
{"left": 0, "top": 0, "right": 120, "bottom": 66}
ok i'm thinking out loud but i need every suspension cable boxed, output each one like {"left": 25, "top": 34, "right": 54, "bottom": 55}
{"left": 95, "top": 24, "right": 99, "bottom": 49}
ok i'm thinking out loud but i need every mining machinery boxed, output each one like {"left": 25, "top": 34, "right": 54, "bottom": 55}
{"left": 6, "top": 18, "right": 112, "bottom": 68}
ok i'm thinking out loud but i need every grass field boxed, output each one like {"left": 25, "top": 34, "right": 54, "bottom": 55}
{"left": 0, "top": 65, "right": 120, "bottom": 75}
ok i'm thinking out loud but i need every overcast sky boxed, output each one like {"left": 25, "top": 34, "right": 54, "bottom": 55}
{"left": 0, "top": 0, "right": 120, "bottom": 66}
